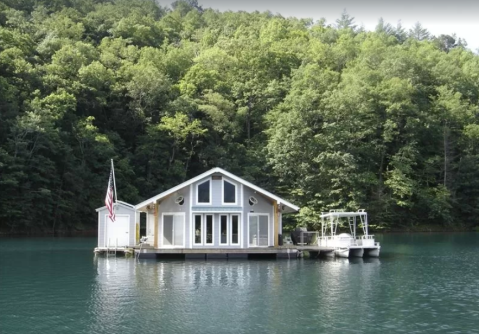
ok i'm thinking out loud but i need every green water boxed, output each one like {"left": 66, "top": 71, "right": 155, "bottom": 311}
{"left": 0, "top": 234, "right": 478, "bottom": 334}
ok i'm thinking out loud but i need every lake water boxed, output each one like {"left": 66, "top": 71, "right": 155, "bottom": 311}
{"left": 0, "top": 233, "right": 478, "bottom": 334}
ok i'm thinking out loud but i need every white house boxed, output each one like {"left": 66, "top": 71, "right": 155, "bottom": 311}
{"left": 135, "top": 167, "right": 299, "bottom": 251}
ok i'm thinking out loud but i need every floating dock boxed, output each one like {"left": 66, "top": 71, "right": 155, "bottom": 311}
{"left": 94, "top": 210, "right": 380, "bottom": 260}
{"left": 133, "top": 245, "right": 299, "bottom": 259}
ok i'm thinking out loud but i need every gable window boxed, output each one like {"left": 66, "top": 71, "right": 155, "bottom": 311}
{"left": 223, "top": 180, "right": 236, "bottom": 204}
{"left": 197, "top": 180, "right": 210, "bottom": 204}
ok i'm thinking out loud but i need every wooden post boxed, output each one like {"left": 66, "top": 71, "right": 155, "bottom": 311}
{"left": 135, "top": 211, "right": 140, "bottom": 244}
{"left": 154, "top": 202, "right": 158, "bottom": 249}
{"left": 274, "top": 201, "right": 279, "bottom": 247}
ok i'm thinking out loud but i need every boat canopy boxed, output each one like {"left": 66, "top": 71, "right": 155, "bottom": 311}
{"left": 320, "top": 210, "right": 367, "bottom": 219}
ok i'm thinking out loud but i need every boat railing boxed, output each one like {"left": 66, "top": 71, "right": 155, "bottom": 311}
{"left": 317, "top": 235, "right": 356, "bottom": 248}
{"left": 358, "top": 235, "right": 375, "bottom": 240}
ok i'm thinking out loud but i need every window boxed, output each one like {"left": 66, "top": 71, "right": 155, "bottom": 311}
{"left": 231, "top": 215, "right": 239, "bottom": 245}
{"left": 219, "top": 214, "right": 240, "bottom": 246}
{"left": 205, "top": 215, "right": 213, "bottom": 245}
{"left": 197, "top": 180, "right": 210, "bottom": 204}
{"left": 220, "top": 215, "right": 228, "bottom": 245}
{"left": 175, "top": 196, "right": 184, "bottom": 206}
{"left": 193, "top": 214, "right": 213, "bottom": 246}
{"left": 194, "top": 215, "right": 202, "bottom": 244}
{"left": 223, "top": 180, "right": 236, "bottom": 204}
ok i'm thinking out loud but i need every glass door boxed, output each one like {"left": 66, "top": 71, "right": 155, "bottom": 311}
{"left": 194, "top": 214, "right": 213, "bottom": 246}
{"left": 249, "top": 214, "right": 269, "bottom": 247}
{"left": 163, "top": 214, "right": 184, "bottom": 247}
{"left": 219, "top": 214, "right": 240, "bottom": 246}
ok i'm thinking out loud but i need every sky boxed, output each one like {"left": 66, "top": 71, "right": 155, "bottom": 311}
{"left": 197, "top": 0, "right": 479, "bottom": 52}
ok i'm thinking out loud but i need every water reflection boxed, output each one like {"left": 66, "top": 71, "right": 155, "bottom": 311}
{"left": 83, "top": 234, "right": 479, "bottom": 334}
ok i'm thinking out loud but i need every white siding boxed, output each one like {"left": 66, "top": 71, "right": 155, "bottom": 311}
{"left": 97, "top": 204, "right": 136, "bottom": 247}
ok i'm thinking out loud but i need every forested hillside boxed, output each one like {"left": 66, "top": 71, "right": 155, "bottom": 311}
{"left": 1, "top": 0, "right": 479, "bottom": 233}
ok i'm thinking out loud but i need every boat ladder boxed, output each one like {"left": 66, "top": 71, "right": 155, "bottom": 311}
{"left": 107, "top": 238, "right": 118, "bottom": 257}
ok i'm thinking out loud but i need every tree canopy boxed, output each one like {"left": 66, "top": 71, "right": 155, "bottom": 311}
{"left": 1, "top": 0, "right": 478, "bottom": 233}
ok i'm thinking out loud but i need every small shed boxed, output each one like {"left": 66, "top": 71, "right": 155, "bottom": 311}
{"left": 95, "top": 201, "right": 138, "bottom": 248}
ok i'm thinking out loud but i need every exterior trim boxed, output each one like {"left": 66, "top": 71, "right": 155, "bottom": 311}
{"left": 134, "top": 167, "right": 299, "bottom": 212}
{"left": 195, "top": 177, "right": 212, "bottom": 205}
{"left": 192, "top": 213, "right": 214, "bottom": 247}
{"left": 219, "top": 214, "right": 229, "bottom": 246}
{"left": 221, "top": 178, "right": 238, "bottom": 206}
{"left": 230, "top": 214, "right": 241, "bottom": 247}
{"left": 192, "top": 206, "right": 242, "bottom": 212}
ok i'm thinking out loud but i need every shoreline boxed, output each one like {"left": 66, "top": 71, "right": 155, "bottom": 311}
{"left": 1, "top": 227, "right": 476, "bottom": 237}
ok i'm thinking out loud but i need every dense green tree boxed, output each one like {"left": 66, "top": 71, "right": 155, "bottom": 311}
{"left": 0, "top": 0, "right": 478, "bottom": 233}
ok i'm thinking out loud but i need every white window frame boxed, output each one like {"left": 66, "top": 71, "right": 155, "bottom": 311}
{"left": 229, "top": 214, "right": 241, "bottom": 246}
{"left": 193, "top": 213, "right": 214, "bottom": 246}
{"left": 219, "top": 214, "right": 229, "bottom": 246}
{"left": 219, "top": 213, "right": 241, "bottom": 246}
{"left": 161, "top": 212, "right": 185, "bottom": 248}
{"left": 196, "top": 178, "right": 212, "bottom": 205}
{"left": 193, "top": 214, "right": 203, "bottom": 246}
{"left": 247, "top": 213, "right": 270, "bottom": 248}
{"left": 205, "top": 214, "right": 214, "bottom": 246}
{"left": 222, "top": 178, "right": 238, "bottom": 205}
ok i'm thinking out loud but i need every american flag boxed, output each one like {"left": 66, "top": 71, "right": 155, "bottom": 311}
{"left": 105, "top": 168, "right": 115, "bottom": 222}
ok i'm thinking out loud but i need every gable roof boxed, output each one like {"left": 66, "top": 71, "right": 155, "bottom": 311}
{"left": 95, "top": 200, "right": 135, "bottom": 212}
{"left": 135, "top": 167, "right": 299, "bottom": 213}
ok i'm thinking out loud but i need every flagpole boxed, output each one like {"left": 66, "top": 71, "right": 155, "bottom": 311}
{"left": 111, "top": 159, "right": 118, "bottom": 204}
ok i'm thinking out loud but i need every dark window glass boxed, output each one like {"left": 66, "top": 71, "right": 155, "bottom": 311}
{"left": 206, "top": 215, "right": 213, "bottom": 244}
{"left": 195, "top": 215, "right": 202, "bottom": 244}
{"left": 220, "top": 215, "right": 228, "bottom": 244}
{"left": 198, "top": 181, "right": 210, "bottom": 203}
{"left": 231, "top": 215, "right": 239, "bottom": 244}
{"left": 224, "top": 181, "right": 235, "bottom": 203}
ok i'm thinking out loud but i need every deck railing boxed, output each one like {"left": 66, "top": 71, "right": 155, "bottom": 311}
{"left": 318, "top": 235, "right": 377, "bottom": 248}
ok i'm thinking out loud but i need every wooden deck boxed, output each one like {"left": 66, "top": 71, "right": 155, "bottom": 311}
{"left": 134, "top": 246, "right": 299, "bottom": 259}
{"left": 94, "top": 245, "right": 379, "bottom": 259}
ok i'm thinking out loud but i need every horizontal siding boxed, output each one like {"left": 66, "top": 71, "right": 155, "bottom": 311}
{"left": 192, "top": 206, "right": 242, "bottom": 212}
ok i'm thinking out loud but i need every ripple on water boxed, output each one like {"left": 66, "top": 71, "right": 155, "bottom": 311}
{"left": 1, "top": 234, "right": 479, "bottom": 334}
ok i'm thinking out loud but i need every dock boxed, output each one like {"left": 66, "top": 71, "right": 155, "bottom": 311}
{"left": 93, "top": 210, "right": 381, "bottom": 260}
{"left": 133, "top": 245, "right": 299, "bottom": 259}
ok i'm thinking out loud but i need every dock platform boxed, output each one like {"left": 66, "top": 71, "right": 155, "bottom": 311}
{"left": 134, "top": 246, "right": 300, "bottom": 259}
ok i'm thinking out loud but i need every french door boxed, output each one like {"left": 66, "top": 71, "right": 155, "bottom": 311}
{"left": 219, "top": 214, "right": 240, "bottom": 246}
{"left": 249, "top": 214, "right": 269, "bottom": 247}
{"left": 193, "top": 214, "right": 214, "bottom": 246}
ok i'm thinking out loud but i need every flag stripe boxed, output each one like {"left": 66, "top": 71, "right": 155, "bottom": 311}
{"left": 105, "top": 168, "right": 115, "bottom": 222}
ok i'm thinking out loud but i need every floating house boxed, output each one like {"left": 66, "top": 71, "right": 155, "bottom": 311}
{"left": 134, "top": 167, "right": 300, "bottom": 259}
{"left": 95, "top": 201, "right": 138, "bottom": 251}
{"left": 94, "top": 168, "right": 381, "bottom": 259}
